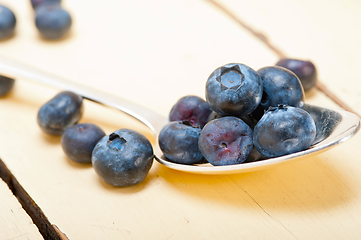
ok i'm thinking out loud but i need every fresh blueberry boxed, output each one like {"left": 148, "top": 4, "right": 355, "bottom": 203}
{"left": 276, "top": 58, "right": 317, "bottom": 92}
{"left": 169, "top": 95, "right": 212, "bottom": 128}
{"left": 92, "top": 129, "right": 154, "bottom": 187}
{"left": 30, "top": 0, "right": 62, "bottom": 9}
{"left": 35, "top": 4, "right": 72, "bottom": 40}
{"left": 198, "top": 116, "right": 253, "bottom": 166}
{"left": 37, "top": 91, "right": 83, "bottom": 135}
{"left": 257, "top": 66, "right": 305, "bottom": 111}
{"left": 0, "top": 75, "right": 14, "bottom": 96}
{"left": 0, "top": 5, "right": 16, "bottom": 40}
{"left": 253, "top": 105, "right": 316, "bottom": 158}
{"left": 61, "top": 123, "right": 105, "bottom": 164}
{"left": 158, "top": 121, "right": 204, "bottom": 164}
{"left": 205, "top": 63, "right": 263, "bottom": 117}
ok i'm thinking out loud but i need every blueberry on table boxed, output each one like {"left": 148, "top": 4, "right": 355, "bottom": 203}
{"left": 35, "top": 4, "right": 72, "bottom": 40}
{"left": 37, "top": 91, "right": 83, "bottom": 135}
{"left": 0, "top": 5, "right": 16, "bottom": 40}
{"left": 30, "top": 0, "right": 62, "bottom": 9}
{"left": 0, "top": 75, "right": 14, "bottom": 96}
{"left": 276, "top": 58, "right": 317, "bottom": 92}
{"left": 61, "top": 123, "right": 105, "bottom": 164}
{"left": 159, "top": 121, "right": 204, "bottom": 165}
{"left": 92, "top": 129, "right": 154, "bottom": 187}
{"left": 257, "top": 66, "right": 305, "bottom": 111}
{"left": 253, "top": 105, "right": 316, "bottom": 158}
{"left": 169, "top": 95, "right": 212, "bottom": 128}
{"left": 205, "top": 63, "right": 263, "bottom": 117}
{"left": 198, "top": 116, "right": 253, "bottom": 166}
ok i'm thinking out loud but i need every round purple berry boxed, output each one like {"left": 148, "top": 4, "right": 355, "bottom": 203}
{"left": 0, "top": 5, "right": 16, "bottom": 39}
{"left": 159, "top": 121, "right": 204, "bottom": 164}
{"left": 205, "top": 63, "right": 263, "bottom": 117}
{"left": 253, "top": 105, "right": 316, "bottom": 158}
{"left": 92, "top": 129, "right": 154, "bottom": 187}
{"left": 276, "top": 58, "right": 317, "bottom": 92}
{"left": 257, "top": 66, "right": 305, "bottom": 111}
{"left": 35, "top": 4, "right": 72, "bottom": 40}
{"left": 37, "top": 91, "right": 83, "bottom": 135}
{"left": 169, "top": 95, "right": 212, "bottom": 128}
{"left": 198, "top": 116, "right": 253, "bottom": 166}
{"left": 61, "top": 123, "right": 105, "bottom": 164}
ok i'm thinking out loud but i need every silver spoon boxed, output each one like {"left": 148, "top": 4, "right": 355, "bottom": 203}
{"left": 0, "top": 56, "right": 359, "bottom": 175}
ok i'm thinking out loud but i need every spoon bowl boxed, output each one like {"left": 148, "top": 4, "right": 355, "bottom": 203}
{"left": 0, "top": 56, "right": 359, "bottom": 175}
{"left": 156, "top": 104, "right": 360, "bottom": 174}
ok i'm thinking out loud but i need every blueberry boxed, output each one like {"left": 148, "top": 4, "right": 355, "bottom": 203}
{"left": 0, "top": 75, "right": 14, "bottom": 96}
{"left": 35, "top": 4, "right": 72, "bottom": 40}
{"left": 257, "top": 66, "right": 305, "bottom": 111}
{"left": 30, "top": 0, "right": 62, "bottom": 9}
{"left": 158, "top": 121, "right": 204, "bottom": 164}
{"left": 253, "top": 105, "right": 316, "bottom": 158}
{"left": 61, "top": 123, "right": 105, "bottom": 164}
{"left": 0, "top": 5, "right": 16, "bottom": 40}
{"left": 169, "top": 95, "right": 212, "bottom": 128}
{"left": 276, "top": 58, "right": 317, "bottom": 92}
{"left": 92, "top": 129, "right": 154, "bottom": 187}
{"left": 205, "top": 63, "right": 263, "bottom": 117}
{"left": 198, "top": 116, "right": 253, "bottom": 166}
{"left": 37, "top": 91, "right": 83, "bottom": 135}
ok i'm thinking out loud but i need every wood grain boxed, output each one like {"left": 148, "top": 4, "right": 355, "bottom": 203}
{"left": 216, "top": 0, "right": 361, "bottom": 116}
{"left": 0, "top": 179, "right": 43, "bottom": 240}
{"left": 207, "top": 0, "right": 360, "bottom": 117}
{"left": 0, "top": 158, "right": 68, "bottom": 239}
{"left": 0, "top": 0, "right": 360, "bottom": 239}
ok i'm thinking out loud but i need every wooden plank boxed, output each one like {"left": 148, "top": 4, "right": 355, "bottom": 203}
{"left": 0, "top": 0, "right": 279, "bottom": 115}
{"left": 0, "top": 179, "right": 43, "bottom": 240}
{"left": 0, "top": 158, "right": 69, "bottom": 239}
{"left": 215, "top": 0, "right": 361, "bottom": 116}
{"left": 0, "top": 0, "right": 359, "bottom": 239}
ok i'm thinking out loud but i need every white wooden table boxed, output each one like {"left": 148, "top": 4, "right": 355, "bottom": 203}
{"left": 0, "top": 0, "right": 361, "bottom": 239}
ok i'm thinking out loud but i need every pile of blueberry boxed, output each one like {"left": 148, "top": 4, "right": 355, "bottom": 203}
{"left": 34, "top": 58, "right": 316, "bottom": 187}
{"left": 159, "top": 60, "right": 318, "bottom": 166}
{"left": 37, "top": 91, "right": 154, "bottom": 187}
{"left": 0, "top": 0, "right": 72, "bottom": 41}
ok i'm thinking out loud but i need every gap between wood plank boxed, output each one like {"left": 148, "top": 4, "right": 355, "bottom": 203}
{"left": 206, "top": 0, "right": 360, "bottom": 118}
{"left": 0, "top": 159, "right": 69, "bottom": 240}
{"left": 0, "top": 2, "right": 358, "bottom": 239}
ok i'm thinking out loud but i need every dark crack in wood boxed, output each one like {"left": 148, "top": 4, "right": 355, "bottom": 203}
{"left": 0, "top": 159, "right": 68, "bottom": 240}
{"left": 206, "top": 0, "right": 360, "bottom": 118}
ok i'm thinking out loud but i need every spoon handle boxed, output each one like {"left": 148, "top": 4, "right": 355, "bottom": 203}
{"left": 0, "top": 56, "right": 167, "bottom": 135}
